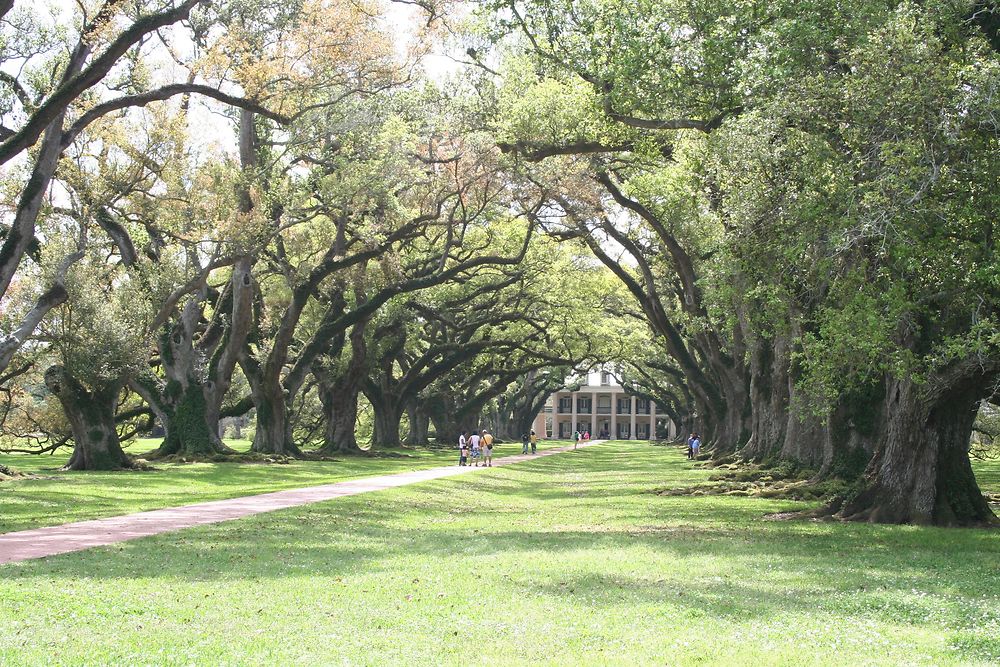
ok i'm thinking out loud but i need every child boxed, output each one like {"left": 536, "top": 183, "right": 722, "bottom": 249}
{"left": 691, "top": 433, "right": 701, "bottom": 458}
{"left": 458, "top": 431, "right": 468, "bottom": 466}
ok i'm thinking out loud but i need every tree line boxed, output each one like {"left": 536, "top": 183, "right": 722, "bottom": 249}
{"left": 0, "top": 0, "right": 997, "bottom": 526}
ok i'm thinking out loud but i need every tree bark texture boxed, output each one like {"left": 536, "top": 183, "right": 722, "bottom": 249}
{"left": 44, "top": 366, "right": 134, "bottom": 470}
{"left": 404, "top": 400, "right": 430, "bottom": 445}
{"left": 248, "top": 378, "right": 301, "bottom": 456}
{"left": 319, "top": 380, "right": 364, "bottom": 454}
{"left": 838, "top": 375, "right": 996, "bottom": 526}
{"left": 371, "top": 397, "right": 403, "bottom": 448}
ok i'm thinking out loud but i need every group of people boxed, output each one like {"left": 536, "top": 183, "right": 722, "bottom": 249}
{"left": 573, "top": 430, "right": 590, "bottom": 449}
{"left": 458, "top": 430, "right": 495, "bottom": 466}
{"left": 458, "top": 429, "right": 543, "bottom": 466}
{"left": 686, "top": 433, "right": 702, "bottom": 459}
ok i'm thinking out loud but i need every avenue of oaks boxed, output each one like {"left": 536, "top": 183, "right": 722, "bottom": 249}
{"left": 0, "top": 0, "right": 998, "bottom": 526}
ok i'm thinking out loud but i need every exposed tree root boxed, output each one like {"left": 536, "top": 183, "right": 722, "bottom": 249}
{"left": 0, "top": 463, "right": 27, "bottom": 480}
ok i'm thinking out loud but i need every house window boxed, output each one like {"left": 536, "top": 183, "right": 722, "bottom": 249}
{"left": 558, "top": 397, "right": 572, "bottom": 413}
{"left": 601, "top": 371, "right": 611, "bottom": 385}
{"left": 577, "top": 396, "right": 592, "bottom": 413}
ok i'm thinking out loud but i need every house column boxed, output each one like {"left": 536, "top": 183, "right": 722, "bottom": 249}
{"left": 610, "top": 390, "right": 618, "bottom": 440}
{"left": 571, "top": 391, "right": 577, "bottom": 436}
{"left": 630, "top": 396, "right": 637, "bottom": 440}
{"left": 590, "top": 390, "right": 597, "bottom": 436}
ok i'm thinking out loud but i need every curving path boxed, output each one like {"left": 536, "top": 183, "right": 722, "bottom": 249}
{"left": 0, "top": 440, "right": 604, "bottom": 565}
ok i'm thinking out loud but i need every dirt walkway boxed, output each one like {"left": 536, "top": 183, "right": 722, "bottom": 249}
{"left": 0, "top": 440, "right": 604, "bottom": 565}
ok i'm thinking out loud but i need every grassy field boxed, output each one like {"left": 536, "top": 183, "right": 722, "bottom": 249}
{"left": 1, "top": 442, "right": 997, "bottom": 665}
{"left": 0, "top": 438, "right": 570, "bottom": 534}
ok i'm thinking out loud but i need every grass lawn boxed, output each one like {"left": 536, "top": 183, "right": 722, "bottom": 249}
{"left": 0, "top": 438, "right": 571, "bottom": 534}
{"left": 1, "top": 442, "right": 998, "bottom": 665}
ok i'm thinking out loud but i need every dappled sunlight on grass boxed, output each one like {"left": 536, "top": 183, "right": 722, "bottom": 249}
{"left": 0, "top": 439, "right": 573, "bottom": 533}
{"left": 1, "top": 441, "right": 997, "bottom": 664}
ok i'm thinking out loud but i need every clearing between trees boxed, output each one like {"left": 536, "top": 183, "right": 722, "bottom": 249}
{"left": 1, "top": 442, "right": 997, "bottom": 666}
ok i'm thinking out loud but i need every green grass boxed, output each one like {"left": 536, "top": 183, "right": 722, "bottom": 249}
{"left": 1, "top": 442, "right": 998, "bottom": 665}
{"left": 975, "top": 457, "right": 1000, "bottom": 497}
{"left": 0, "top": 438, "right": 570, "bottom": 534}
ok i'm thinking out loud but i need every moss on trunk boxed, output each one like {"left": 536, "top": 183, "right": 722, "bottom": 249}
{"left": 837, "top": 378, "right": 996, "bottom": 526}
{"left": 44, "top": 366, "right": 135, "bottom": 471}
{"left": 156, "top": 381, "right": 230, "bottom": 457}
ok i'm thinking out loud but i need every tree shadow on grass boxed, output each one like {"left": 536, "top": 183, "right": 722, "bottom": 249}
{"left": 3, "top": 443, "right": 998, "bottom": 664}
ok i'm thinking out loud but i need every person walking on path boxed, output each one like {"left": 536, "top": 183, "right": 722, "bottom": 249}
{"left": 482, "top": 429, "right": 494, "bottom": 467}
{"left": 0, "top": 438, "right": 597, "bottom": 566}
{"left": 470, "top": 430, "right": 482, "bottom": 466}
{"left": 459, "top": 431, "right": 469, "bottom": 466}
{"left": 686, "top": 433, "right": 696, "bottom": 460}
{"left": 691, "top": 433, "right": 701, "bottom": 459}
{"left": 583, "top": 430, "right": 590, "bottom": 442}
{"left": 521, "top": 432, "right": 530, "bottom": 454}
{"left": 573, "top": 430, "right": 580, "bottom": 450}
{"left": 530, "top": 430, "right": 537, "bottom": 454}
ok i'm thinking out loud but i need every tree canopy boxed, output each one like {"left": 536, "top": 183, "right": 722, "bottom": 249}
{"left": 0, "top": 0, "right": 997, "bottom": 526}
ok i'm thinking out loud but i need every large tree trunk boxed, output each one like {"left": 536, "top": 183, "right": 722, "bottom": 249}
{"left": 203, "top": 256, "right": 254, "bottom": 436}
{"left": 404, "top": 400, "right": 430, "bottom": 446}
{"left": 317, "top": 379, "right": 364, "bottom": 455}
{"left": 44, "top": 366, "right": 134, "bottom": 471}
{"left": 838, "top": 376, "right": 996, "bottom": 526}
{"left": 698, "top": 382, "right": 750, "bottom": 455}
{"left": 315, "top": 319, "right": 368, "bottom": 455}
{"left": 740, "top": 334, "right": 791, "bottom": 460}
{"left": 158, "top": 380, "right": 228, "bottom": 456}
{"left": 739, "top": 325, "right": 874, "bottom": 474}
{"left": 249, "top": 378, "right": 301, "bottom": 456}
{"left": 371, "top": 397, "right": 403, "bottom": 448}
{"left": 429, "top": 407, "right": 461, "bottom": 447}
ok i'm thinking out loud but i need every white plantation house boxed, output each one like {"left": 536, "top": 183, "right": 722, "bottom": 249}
{"left": 530, "top": 370, "right": 678, "bottom": 440}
